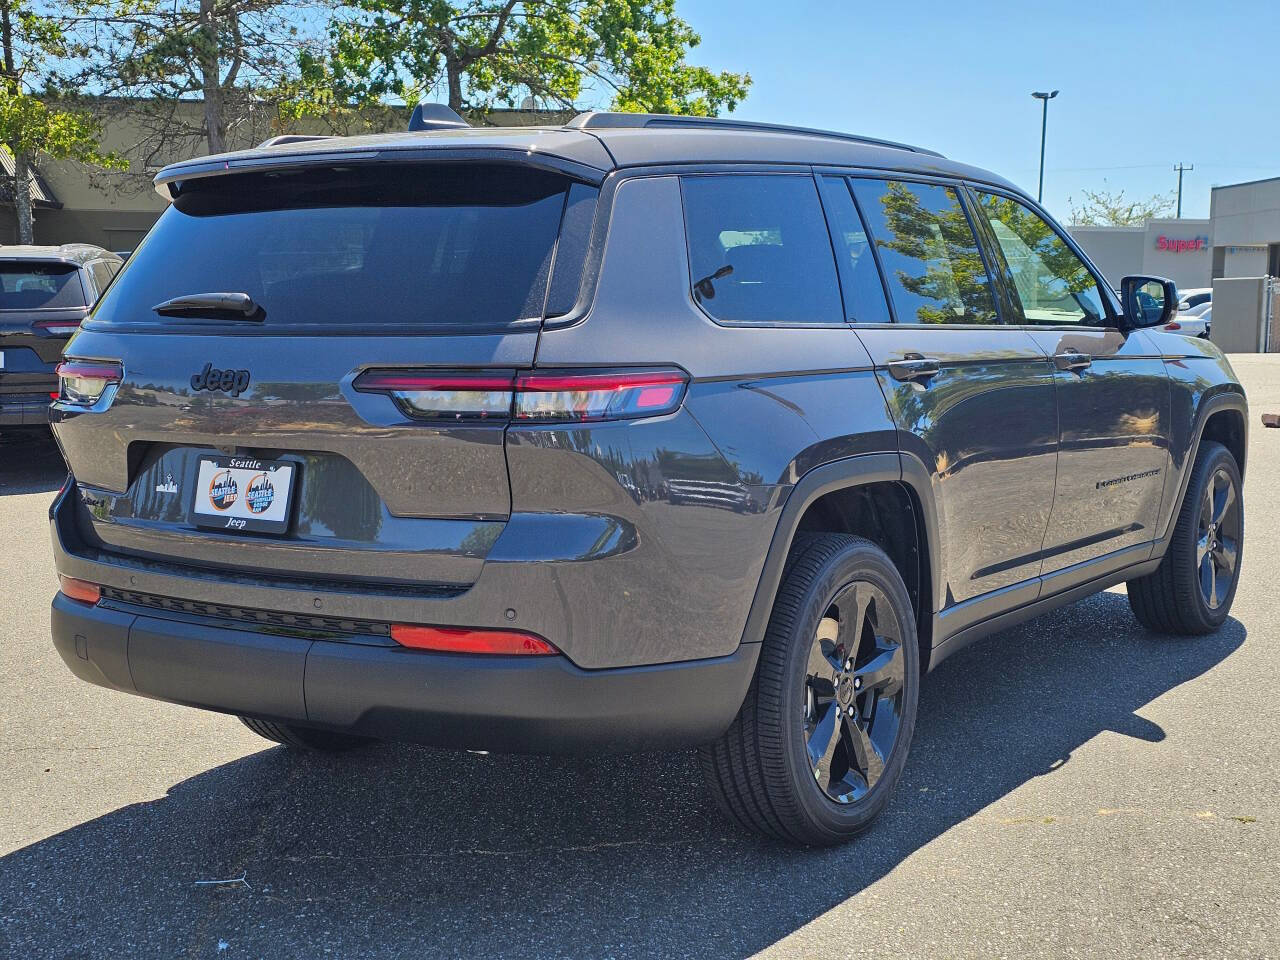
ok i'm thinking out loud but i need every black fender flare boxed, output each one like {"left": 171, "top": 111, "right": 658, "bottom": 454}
{"left": 737, "top": 452, "right": 943, "bottom": 650}
{"left": 1154, "top": 387, "right": 1249, "bottom": 548}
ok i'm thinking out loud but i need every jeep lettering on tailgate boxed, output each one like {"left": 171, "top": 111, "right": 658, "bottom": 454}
{"left": 190, "top": 362, "right": 251, "bottom": 396}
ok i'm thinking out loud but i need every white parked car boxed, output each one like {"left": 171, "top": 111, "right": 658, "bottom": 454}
{"left": 1163, "top": 288, "right": 1212, "bottom": 338}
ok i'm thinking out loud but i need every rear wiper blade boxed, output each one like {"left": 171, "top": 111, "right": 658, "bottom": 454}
{"left": 153, "top": 292, "right": 263, "bottom": 320}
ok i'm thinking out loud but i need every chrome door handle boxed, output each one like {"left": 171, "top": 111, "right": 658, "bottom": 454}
{"left": 887, "top": 356, "right": 941, "bottom": 383}
{"left": 1054, "top": 351, "right": 1092, "bottom": 372}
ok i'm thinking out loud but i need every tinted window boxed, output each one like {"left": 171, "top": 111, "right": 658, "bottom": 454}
{"left": 975, "top": 191, "right": 1106, "bottom": 326}
{"left": 817, "top": 177, "right": 892, "bottom": 324}
{"left": 850, "top": 179, "right": 998, "bottom": 325}
{"left": 0, "top": 263, "right": 87, "bottom": 310}
{"left": 93, "top": 164, "right": 570, "bottom": 330}
{"left": 88, "top": 261, "right": 116, "bottom": 301}
{"left": 682, "top": 175, "right": 843, "bottom": 325}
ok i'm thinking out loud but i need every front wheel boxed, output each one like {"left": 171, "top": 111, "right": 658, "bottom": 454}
{"left": 1127, "top": 440, "right": 1243, "bottom": 634}
{"left": 700, "top": 534, "right": 919, "bottom": 846}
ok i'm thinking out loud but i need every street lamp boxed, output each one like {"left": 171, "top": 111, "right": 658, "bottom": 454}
{"left": 1032, "top": 90, "right": 1059, "bottom": 204}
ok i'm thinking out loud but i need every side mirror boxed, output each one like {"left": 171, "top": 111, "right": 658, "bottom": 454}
{"left": 1120, "top": 275, "right": 1178, "bottom": 329}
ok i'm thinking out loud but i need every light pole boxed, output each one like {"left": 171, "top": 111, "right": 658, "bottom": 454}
{"left": 1032, "top": 90, "right": 1059, "bottom": 204}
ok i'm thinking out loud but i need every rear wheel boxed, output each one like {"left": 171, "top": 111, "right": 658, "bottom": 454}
{"left": 1128, "top": 440, "right": 1243, "bottom": 634}
{"left": 239, "top": 716, "right": 372, "bottom": 751}
{"left": 700, "top": 534, "right": 919, "bottom": 846}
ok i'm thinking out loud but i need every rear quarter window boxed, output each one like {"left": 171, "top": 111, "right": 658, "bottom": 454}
{"left": 92, "top": 163, "right": 580, "bottom": 332}
{"left": 681, "top": 174, "right": 844, "bottom": 325}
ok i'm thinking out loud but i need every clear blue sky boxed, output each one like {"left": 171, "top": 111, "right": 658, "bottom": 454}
{"left": 678, "top": 0, "right": 1276, "bottom": 221}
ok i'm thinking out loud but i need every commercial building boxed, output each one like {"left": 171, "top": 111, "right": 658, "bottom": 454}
{"left": 1070, "top": 219, "right": 1212, "bottom": 290}
{"left": 1068, "top": 176, "right": 1280, "bottom": 294}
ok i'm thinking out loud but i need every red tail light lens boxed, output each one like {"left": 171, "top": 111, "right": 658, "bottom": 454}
{"left": 1164, "top": 321, "right": 1181, "bottom": 330}
{"left": 514, "top": 369, "right": 688, "bottom": 422}
{"left": 33, "top": 319, "right": 83, "bottom": 337}
{"left": 58, "top": 575, "right": 101, "bottom": 605}
{"left": 391, "top": 624, "right": 558, "bottom": 655}
{"left": 55, "top": 359, "right": 122, "bottom": 406}
{"left": 354, "top": 367, "right": 689, "bottom": 423}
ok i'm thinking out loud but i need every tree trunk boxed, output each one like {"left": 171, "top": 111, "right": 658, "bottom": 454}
{"left": 13, "top": 149, "right": 33, "bottom": 243}
{"left": 446, "top": 61, "right": 463, "bottom": 113}
{"left": 199, "top": 0, "right": 226, "bottom": 154}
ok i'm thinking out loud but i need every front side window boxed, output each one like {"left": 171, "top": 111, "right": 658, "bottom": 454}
{"left": 974, "top": 191, "right": 1106, "bottom": 326}
{"left": 850, "top": 179, "right": 998, "bottom": 325}
{"left": 682, "top": 174, "right": 844, "bottom": 325}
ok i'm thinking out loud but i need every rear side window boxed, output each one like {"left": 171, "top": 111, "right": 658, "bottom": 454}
{"left": 817, "top": 177, "right": 892, "bottom": 324}
{"left": 93, "top": 164, "right": 574, "bottom": 331}
{"left": 0, "top": 263, "right": 86, "bottom": 310}
{"left": 682, "top": 175, "right": 843, "bottom": 325}
{"left": 850, "top": 179, "right": 998, "bottom": 325}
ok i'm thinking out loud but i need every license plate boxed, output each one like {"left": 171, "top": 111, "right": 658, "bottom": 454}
{"left": 192, "top": 456, "right": 296, "bottom": 534}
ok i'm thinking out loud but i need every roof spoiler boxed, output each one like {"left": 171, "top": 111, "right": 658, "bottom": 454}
{"left": 408, "top": 103, "right": 470, "bottom": 132}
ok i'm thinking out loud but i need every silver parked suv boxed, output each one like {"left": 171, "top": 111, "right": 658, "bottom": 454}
{"left": 49, "top": 110, "right": 1246, "bottom": 845}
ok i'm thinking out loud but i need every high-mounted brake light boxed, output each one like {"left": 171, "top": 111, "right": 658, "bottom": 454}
{"left": 55, "top": 359, "right": 123, "bottom": 406}
{"left": 58, "top": 575, "right": 101, "bottom": 606}
{"left": 33, "top": 318, "right": 82, "bottom": 337}
{"left": 354, "top": 367, "right": 689, "bottom": 423}
{"left": 391, "top": 624, "right": 558, "bottom": 655}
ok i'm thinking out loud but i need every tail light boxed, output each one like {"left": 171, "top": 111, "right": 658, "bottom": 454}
{"left": 1164, "top": 321, "right": 1181, "bottom": 330}
{"left": 391, "top": 624, "right": 558, "bottom": 655}
{"left": 58, "top": 575, "right": 101, "bottom": 605}
{"left": 55, "top": 359, "right": 122, "bottom": 406}
{"left": 354, "top": 367, "right": 688, "bottom": 423}
{"left": 33, "top": 318, "right": 82, "bottom": 337}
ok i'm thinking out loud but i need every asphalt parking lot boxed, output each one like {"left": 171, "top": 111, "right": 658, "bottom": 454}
{"left": 1, "top": 357, "right": 1277, "bottom": 960}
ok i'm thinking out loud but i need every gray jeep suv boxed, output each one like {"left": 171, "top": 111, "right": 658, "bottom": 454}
{"left": 48, "top": 111, "right": 1247, "bottom": 846}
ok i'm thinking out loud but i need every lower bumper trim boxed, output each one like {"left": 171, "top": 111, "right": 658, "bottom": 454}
{"left": 51, "top": 594, "right": 758, "bottom": 754}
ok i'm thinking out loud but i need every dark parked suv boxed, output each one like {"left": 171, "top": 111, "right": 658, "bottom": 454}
{"left": 48, "top": 111, "right": 1247, "bottom": 845}
{"left": 0, "top": 244, "right": 122, "bottom": 430}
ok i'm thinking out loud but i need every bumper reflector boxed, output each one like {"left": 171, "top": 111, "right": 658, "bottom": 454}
{"left": 391, "top": 624, "right": 558, "bottom": 655}
{"left": 59, "top": 576, "right": 101, "bottom": 606}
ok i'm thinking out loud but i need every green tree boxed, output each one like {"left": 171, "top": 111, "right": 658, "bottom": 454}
{"left": 73, "top": 0, "right": 331, "bottom": 178}
{"left": 308, "top": 0, "right": 750, "bottom": 118}
{"left": 0, "top": 0, "right": 123, "bottom": 242}
{"left": 1069, "top": 185, "right": 1175, "bottom": 226}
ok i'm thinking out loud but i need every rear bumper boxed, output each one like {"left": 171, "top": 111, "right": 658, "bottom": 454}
{"left": 51, "top": 593, "right": 758, "bottom": 753}
{"left": 0, "top": 393, "right": 52, "bottom": 427}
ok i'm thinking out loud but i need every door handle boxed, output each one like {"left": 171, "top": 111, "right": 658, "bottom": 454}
{"left": 1054, "top": 351, "right": 1092, "bottom": 372}
{"left": 887, "top": 356, "right": 942, "bottom": 383}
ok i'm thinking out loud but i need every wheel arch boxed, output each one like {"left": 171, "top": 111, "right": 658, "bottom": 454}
{"left": 740, "top": 453, "right": 942, "bottom": 671}
{"left": 1157, "top": 388, "right": 1249, "bottom": 548}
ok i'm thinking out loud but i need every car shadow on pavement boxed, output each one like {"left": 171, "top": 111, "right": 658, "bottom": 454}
{"left": 0, "top": 430, "right": 65, "bottom": 496}
{"left": 0, "top": 593, "right": 1245, "bottom": 959}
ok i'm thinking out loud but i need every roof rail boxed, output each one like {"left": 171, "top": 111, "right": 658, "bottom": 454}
{"left": 257, "top": 134, "right": 335, "bottom": 149}
{"left": 408, "top": 102, "right": 470, "bottom": 132}
{"left": 565, "top": 112, "right": 943, "bottom": 157}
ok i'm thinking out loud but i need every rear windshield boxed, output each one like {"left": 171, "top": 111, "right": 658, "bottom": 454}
{"left": 92, "top": 163, "right": 574, "bottom": 331}
{"left": 0, "top": 262, "right": 86, "bottom": 310}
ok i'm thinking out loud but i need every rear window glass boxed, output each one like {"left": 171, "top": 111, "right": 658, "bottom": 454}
{"left": 682, "top": 175, "right": 843, "bottom": 325}
{"left": 92, "top": 164, "right": 573, "bottom": 331}
{"left": 0, "top": 263, "right": 86, "bottom": 310}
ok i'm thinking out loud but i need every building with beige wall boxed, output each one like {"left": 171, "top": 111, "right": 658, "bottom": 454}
{"left": 2, "top": 101, "right": 569, "bottom": 251}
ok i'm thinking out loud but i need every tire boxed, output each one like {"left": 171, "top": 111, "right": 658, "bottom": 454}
{"left": 699, "top": 534, "right": 920, "bottom": 846}
{"left": 1127, "top": 440, "right": 1243, "bottom": 634}
{"left": 239, "top": 716, "right": 373, "bottom": 751}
